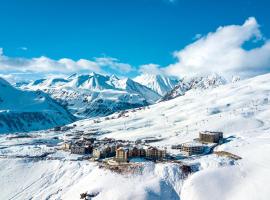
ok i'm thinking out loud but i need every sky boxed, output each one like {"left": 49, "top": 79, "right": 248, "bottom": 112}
{"left": 0, "top": 0, "right": 270, "bottom": 82}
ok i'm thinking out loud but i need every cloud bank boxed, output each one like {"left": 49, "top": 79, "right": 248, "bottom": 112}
{"left": 1, "top": 17, "right": 270, "bottom": 83}
{"left": 139, "top": 64, "right": 163, "bottom": 75}
{"left": 0, "top": 48, "right": 133, "bottom": 82}
{"left": 164, "top": 17, "right": 270, "bottom": 79}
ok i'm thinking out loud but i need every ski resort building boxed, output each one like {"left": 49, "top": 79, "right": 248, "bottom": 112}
{"left": 128, "top": 146, "right": 146, "bottom": 157}
{"left": 70, "top": 142, "right": 92, "bottom": 154}
{"left": 199, "top": 131, "right": 223, "bottom": 143}
{"left": 115, "top": 146, "right": 146, "bottom": 162}
{"left": 93, "top": 147, "right": 107, "bottom": 159}
{"left": 145, "top": 147, "right": 166, "bottom": 160}
{"left": 179, "top": 142, "right": 205, "bottom": 156}
{"left": 93, "top": 144, "right": 116, "bottom": 159}
{"left": 62, "top": 141, "right": 72, "bottom": 150}
{"left": 137, "top": 147, "right": 146, "bottom": 157}
{"left": 115, "top": 147, "right": 129, "bottom": 162}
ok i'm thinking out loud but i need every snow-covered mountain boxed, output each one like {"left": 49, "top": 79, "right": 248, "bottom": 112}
{"left": 61, "top": 72, "right": 270, "bottom": 199}
{"left": 187, "top": 73, "right": 227, "bottom": 89}
{"left": 133, "top": 73, "right": 179, "bottom": 96}
{"left": 161, "top": 73, "right": 227, "bottom": 101}
{"left": 22, "top": 73, "right": 161, "bottom": 118}
{"left": 113, "top": 78, "right": 161, "bottom": 103}
{"left": 66, "top": 73, "right": 115, "bottom": 90}
{"left": 161, "top": 81, "right": 190, "bottom": 101}
{"left": 2, "top": 72, "right": 270, "bottom": 199}
{"left": 0, "top": 78, "right": 74, "bottom": 134}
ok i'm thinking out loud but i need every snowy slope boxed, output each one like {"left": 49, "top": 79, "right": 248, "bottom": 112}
{"left": 114, "top": 78, "right": 161, "bottom": 103}
{"left": 0, "top": 78, "right": 74, "bottom": 134}
{"left": 161, "top": 73, "right": 227, "bottom": 101}
{"left": 67, "top": 73, "right": 270, "bottom": 200}
{"left": 65, "top": 72, "right": 115, "bottom": 90}
{"left": 0, "top": 158, "right": 184, "bottom": 200}
{"left": 1, "top": 73, "right": 270, "bottom": 199}
{"left": 23, "top": 73, "right": 160, "bottom": 118}
{"left": 134, "top": 73, "right": 179, "bottom": 96}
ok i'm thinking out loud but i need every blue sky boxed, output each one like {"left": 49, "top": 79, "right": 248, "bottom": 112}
{"left": 0, "top": 0, "right": 270, "bottom": 81}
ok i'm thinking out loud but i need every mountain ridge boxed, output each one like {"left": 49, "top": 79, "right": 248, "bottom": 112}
{"left": 22, "top": 73, "right": 161, "bottom": 118}
{"left": 133, "top": 73, "right": 179, "bottom": 96}
{"left": 0, "top": 77, "right": 75, "bottom": 133}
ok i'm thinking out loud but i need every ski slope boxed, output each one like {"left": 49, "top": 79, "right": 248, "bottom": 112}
{"left": 1, "top": 73, "right": 270, "bottom": 199}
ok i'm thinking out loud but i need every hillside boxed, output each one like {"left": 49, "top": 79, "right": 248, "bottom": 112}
{"left": 0, "top": 78, "right": 74, "bottom": 133}
{"left": 161, "top": 73, "right": 227, "bottom": 101}
{"left": 0, "top": 73, "right": 270, "bottom": 199}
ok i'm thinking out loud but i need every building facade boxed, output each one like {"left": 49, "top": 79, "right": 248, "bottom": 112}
{"left": 92, "top": 144, "right": 116, "bottom": 159}
{"left": 115, "top": 147, "right": 129, "bottom": 162}
{"left": 199, "top": 131, "right": 223, "bottom": 143}
{"left": 179, "top": 143, "right": 204, "bottom": 156}
{"left": 62, "top": 142, "right": 72, "bottom": 150}
{"left": 71, "top": 144, "right": 92, "bottom": 154}
{"left": 145, "top": 147, "right": 166, "bottom": 160}
{"left": 93, "top": 147, "right": 106, "bottom": 159}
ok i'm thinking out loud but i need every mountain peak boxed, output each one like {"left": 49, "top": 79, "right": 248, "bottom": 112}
{"left": 161, "top": 73, "right": 228, "bottom": 102}
{"left": 133, "top": 73, "right": 179, "bottom": 96}
{"left": 67, "top": 73, "right": 78, "bottom": 80}
{"left": 186, "top": 73, "right": 227, "bottom": 89}
{"left": 90, "top": 71, "right": 97, "bottom": 76}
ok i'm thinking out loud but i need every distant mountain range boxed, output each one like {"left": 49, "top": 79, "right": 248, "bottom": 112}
{"left": 0, "top": 72, "right": 231, "bottom": 133}
{"left": 161, "top": 74, "right": 227, "bottom": 101}
{"left": 19, "top": 72, "right": 230, "bottom": 118}
{"left": 21, "top": 73, "right": 177, "bottom": 118}
{"left": 0, "top": 78, "right": 75, "bottom": 133}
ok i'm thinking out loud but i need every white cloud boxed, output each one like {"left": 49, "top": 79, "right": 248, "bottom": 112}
{"left": 95, "top": 57, "right": 134, "bottom": 73}
{"left": 2, "top": 17, "right": 270, "bottom": 83}
{"left": 165, "top": 17, "right": 270, "bottom": 79}
{"left": 139, "top": 63, "right": 163, "bottom": 75}
{"left": 43, "top": 73, "right": 68, "bottom": 80}
{"left": 0, "top": 49, "right": 133, "bottom": 81}
{"left": 0, "top": 50, "right": 102, "bottom": 73}
{"left": 0, "top": 72, "right": 36, "bottom": 83}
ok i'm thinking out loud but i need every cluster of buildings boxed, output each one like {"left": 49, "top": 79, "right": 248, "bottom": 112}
{"left": 173, "top": 131, "right": 224, "bottom": 156}
{"left": 62, "top": 136, "right": 166, "bottom": 162}
{"left": 115, "top": 146, "right": 166, "bottom": 162}
{"left": 62, "top": 136, "right": 95, "bottom": 154}
{"left": 62, "top": 130, "right": 223, "bottom": 161}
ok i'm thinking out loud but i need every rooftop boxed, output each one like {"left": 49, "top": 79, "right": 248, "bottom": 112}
{"left": 181, "top": 142, "right": 205, "bottom": 148}
{"left": 117, "top": 147, "right": 129, "bottom": 152}
{"left": 200, "top": 131, "right": 223, "bottom": 135}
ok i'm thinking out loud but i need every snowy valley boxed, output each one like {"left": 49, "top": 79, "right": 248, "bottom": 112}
{"left": 1, "top": 2, "right": 269, "bottom": 199}
{"left": 0, "top": 72, "right": 270, "bottom": 200}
